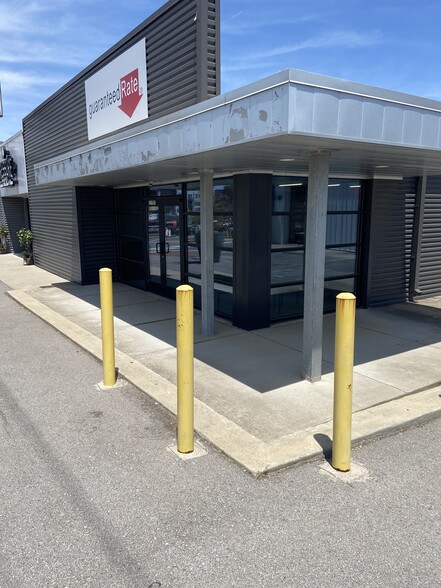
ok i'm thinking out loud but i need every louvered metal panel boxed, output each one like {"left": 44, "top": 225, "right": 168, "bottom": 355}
{"left": 417, "top": 176, "right": 441, "bottom": 296}
{"left": 368, "top": 178, "right": 417, "bottom": 306}
{"left": 0, "top": 197, "right": 27, "bottom": 253}
{"left": 404, "top": 188, "right": 416, "bottom": 298}
{"left": 28, "top": 186, "right": 82, "bottom": 281}
{"left": 77, "top": 187, "right": 116, "bottom": 284}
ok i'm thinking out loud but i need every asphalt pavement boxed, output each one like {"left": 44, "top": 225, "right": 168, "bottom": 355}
{"left": 1, "top": 280, "right": 440, "bottom": 587}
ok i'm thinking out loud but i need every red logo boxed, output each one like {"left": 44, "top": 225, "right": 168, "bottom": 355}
{"left": 118, "top": 68, "right": 143, "bottom": 118}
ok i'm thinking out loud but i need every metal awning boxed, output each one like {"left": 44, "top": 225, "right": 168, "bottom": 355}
{"left": 34, "top": 68, "right": 441, "bottom": 187}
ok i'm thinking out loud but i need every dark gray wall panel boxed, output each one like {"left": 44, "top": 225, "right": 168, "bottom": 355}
{"left": 404, "top": 185, "right": 417, "bottom": 297}
{"left": 77, "top": 187, "right": 116, "bottom": 285}
{"left": 233, "top": 174, "right": 272, "bottom": 330}
{"left": 0, "top": 197, "right": 27, "bottom": 253}
{"left": 29, "top": 186, "right": 82, "bottom": 282}
{"left": 367, "top": 178, "right": 417, "bottom": 306}
{"left": 417, "top": 176, "right": 441, "bottom": 296}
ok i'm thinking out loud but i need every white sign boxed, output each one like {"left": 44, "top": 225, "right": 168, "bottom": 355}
{"left": 85, "top": 39, "right": 148, "bottom": 140}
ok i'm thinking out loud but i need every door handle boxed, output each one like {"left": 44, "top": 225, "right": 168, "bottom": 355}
{"left": 165, "top": 243, "right": 170, "bottom": 254}
{"left": 155, "top": 242, "right": 161, "bottom": 254}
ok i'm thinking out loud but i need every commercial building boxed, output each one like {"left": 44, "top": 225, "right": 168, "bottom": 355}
{"left": 20, "top": 0, "right": 441, "bottom": 381}
{"left": 0, "top": 131, "right": 29, "bottom": 254}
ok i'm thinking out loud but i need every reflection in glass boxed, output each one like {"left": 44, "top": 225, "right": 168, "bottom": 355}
{"left": 326, "top": 214, "right": 359, "bottom": 246}
{"left": 272, "top": 178, "right": 306, "bottom": 246}
{"left": 271, "top": 250, "right": 304, "bottom": 285}
{"left": 325, "top": 248, "right": 356, "bottom": 279}
{"left": 324, "top": 278, "right": 356, "bottom": 312}
{"left": 270, "top": 176, "right": 362, "bottom": 320}
{"left": 327, "top": 181, "right": 360, "bottom": 211}
{"left": 184, "top": 179, "right": 233, "bottom": 317}
{"left": 164, "top": 204, "right": 181, "bottom": 289}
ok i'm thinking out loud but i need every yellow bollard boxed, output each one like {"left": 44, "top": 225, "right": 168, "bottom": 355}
{"left": 99, "top": 268, "right": 116, "bottom": 387}
{"left": 176, "top": 285, "right": 194, "bottom": 453}
{"left": 332, "top": 292, "right": 356, "bottom": 472}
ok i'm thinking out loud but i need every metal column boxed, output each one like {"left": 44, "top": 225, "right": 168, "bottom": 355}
{"left": 303, "top": 151, "right": 330, "bottom": 382}
{"left": 200, "top": 170, "right": 215, "bottom": 336}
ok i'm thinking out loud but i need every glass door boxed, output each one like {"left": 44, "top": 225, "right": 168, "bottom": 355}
{"left": 147, "top": 194, "right": 183, "bottom": 296}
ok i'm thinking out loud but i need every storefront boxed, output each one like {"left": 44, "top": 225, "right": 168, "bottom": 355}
{"left": 0, "top": 131, "right": 29, "bottom": 254}
{"left": 21, "top": 0, "right": 441, "bottom": 380}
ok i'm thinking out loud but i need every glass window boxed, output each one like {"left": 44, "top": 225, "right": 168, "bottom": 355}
{"left": 326, "top": 214, "right": 359, "bottom": 246}
{"left": 324, "top": 278, "right": 356, "bottom": 312}
{"left": 270, "top": 176, "right": 363, "bottom": 320}
{"left": 119, "top": 238, "right": 144, "bottom": 262}
{"left": 271, "top": 250, "right": 304, "bottom": 285}
{"left": 325, "top": 247, "right": 357, "bottom": 279}
{"left": 272, "top": 177, "right": 306, "bottom": 246}
{"left": 327, "top": 181, "right": 361, "bottom": 211}
{"left": 184, "top": 178, "right": 234, "bottom": 317}
{"left": 118, "top": 213, "right": 144, "bottom": 236}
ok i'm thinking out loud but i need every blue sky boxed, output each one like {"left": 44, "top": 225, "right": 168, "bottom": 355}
{"left": 1, "top": 0, "right": 441, "bottom": 141}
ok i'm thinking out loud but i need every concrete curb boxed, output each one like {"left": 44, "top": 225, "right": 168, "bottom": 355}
{"left": 7, "top": 289, "right": 441, "bottom": 476}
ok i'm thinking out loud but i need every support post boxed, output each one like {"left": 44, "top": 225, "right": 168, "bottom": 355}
{"left": 303, "top": 151, "right": 330, "bottom": 381}
{"left": 176, "top": 285, "right": 194, "bottom": 453}
{"left": 99, "top": 268, "right": 116, "bottom": 386}
{"left": 200, "top": 170, "right": 214, "bottom": 336}
{"left": 332, "top": 293, "right": 356, "bottom": 472}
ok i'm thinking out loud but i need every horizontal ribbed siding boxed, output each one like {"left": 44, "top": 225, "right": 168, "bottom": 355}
{"left": 77, "top": 187, "right": 116, "bottom": 284}
{"left": 0, "top": 197, "right": 27, "bottom": 254}
{"left": 405, "top": 188, "right": 416, "bottom": 297}
{"left": 28, "top": 186, "right": 81, "bottom": 281}
{"left": 147, "top": 0, "right": 199, "bottom": 116}
{"left": 207, "top": 0, "right": 219, "bottom": 97}
{"left": 22, "top": 0, "right": 218, "bottom": 283}
{"left": 418, "top": 176, "right": 441, "bottom": 296}
{"left": 368, "top": 178, "right": 417, "bottom": 306}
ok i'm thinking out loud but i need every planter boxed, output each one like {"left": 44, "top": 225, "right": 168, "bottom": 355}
{"left": 0, "top": 224, "right": 8, "bottom": 253}
{"left": 17, "top": 229, "right": 33, "bottom": 266}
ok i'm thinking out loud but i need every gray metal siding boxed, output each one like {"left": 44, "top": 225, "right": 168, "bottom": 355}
{"left": 77, "top": 187, "right": 116, "bottom": 285}
{"left": 22, "top": 0, "right": 218, "bottom": 282}
{"left": 29, "top": 186, "right": 82, "bottom": 281}
{"left": 23, "top": 0, "right": 219, "bottom": 152}
{"left": 405, "top": 186, "right": 416, "bottom": 297}
{"left": 0, "top": 197, "right": 27, "bottom": 254}
{"left": 367, "top": 178, "right": 417, "bottom": 306}
{"left": 417, "top": 176, "right": 441, "bottom": 296}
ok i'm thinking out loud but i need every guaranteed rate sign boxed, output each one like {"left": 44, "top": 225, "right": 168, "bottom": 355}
{"left": 85, "top": 39, "right": 148, "bottom": 140}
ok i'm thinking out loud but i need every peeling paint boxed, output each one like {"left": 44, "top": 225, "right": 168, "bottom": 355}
{"left": 229, "top": 106, "right": 249, "bottom": 142}
{"left": 272, "top": 118, "right": 282, "bottom": 133}
{"left": 259, "top": 110, "right": 268, "bottom": 122}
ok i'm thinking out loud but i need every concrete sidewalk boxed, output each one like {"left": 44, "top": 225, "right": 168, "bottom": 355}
{"left": 1, "top": 253, "right": 441, "bottom": 474}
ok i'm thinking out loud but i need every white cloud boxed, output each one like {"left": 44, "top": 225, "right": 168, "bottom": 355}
{"left": 222, "top": 12, "right": 322, "bottom": 35}
{"left": 252, "top": 30, "right": 382, "bottom": 59}
{"left": 222, "top": 29, "right": 382, "bottom": 74}
{"left": 0, "top": 70, "right": 68, "bottom": 92}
